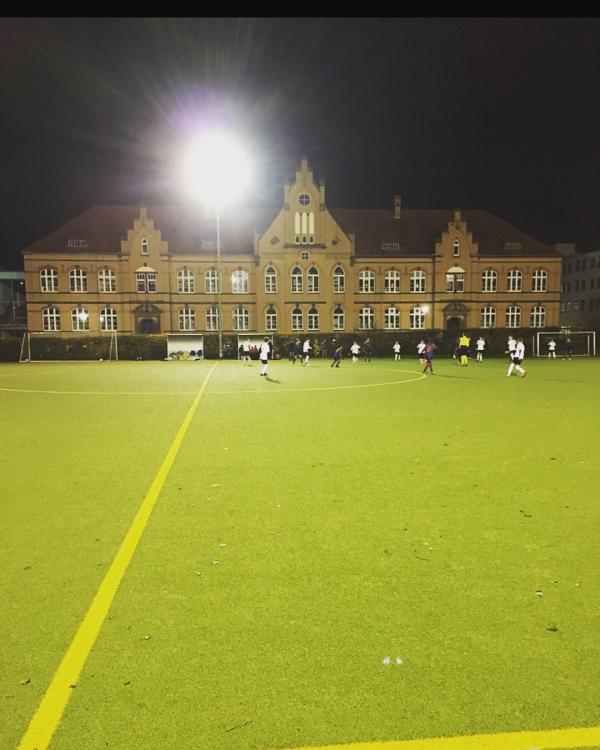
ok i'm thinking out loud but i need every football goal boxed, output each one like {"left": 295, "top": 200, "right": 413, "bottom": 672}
{"left": 19, "top": 331, "right": 119, "bottom": 362}
{"left": 535, "top": 330, "right": 596, "bottom": 357}
{"left": 165, "top": 333, "right": 204, "bottom": 360}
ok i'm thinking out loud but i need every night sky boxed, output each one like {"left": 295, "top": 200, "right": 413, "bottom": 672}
{"left": 2, "top": 17, "right": 600, "bottom": 269}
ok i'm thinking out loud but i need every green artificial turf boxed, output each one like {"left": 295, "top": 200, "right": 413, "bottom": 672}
{"left": 1, "top": 357, "right": 599, "bottom": 749}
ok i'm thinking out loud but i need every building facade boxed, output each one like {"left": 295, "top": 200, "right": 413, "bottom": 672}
{"left": 557, "top": 245, "right": 600, "bottom": 327}
{"left": 23, "top": 159, "right": 561, "bottom": 337}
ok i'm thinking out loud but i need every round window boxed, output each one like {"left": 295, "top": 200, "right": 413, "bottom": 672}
{"left": 300, "top": 250, "right": 310, "bottom": 261}
{"left": 298, "top": 193, "right": 311, "bottom": 206}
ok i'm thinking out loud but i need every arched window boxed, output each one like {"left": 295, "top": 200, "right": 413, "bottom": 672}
{"left": 308, "top": 306, "right": 319, "bottom": 330}
{"left": 333, "top": 306, "right": 345, "bottom": 330}
{"left": 359, "top": 270, "right": 375, "bottom": 293}
{"left": 333, "top": 265, "right": 345, "bottom": 293}
{"left": 265, "top": 306, "right": 278, "bottom": 331}
{"left": 506, "top": 306, "right": 521, "bottom": 327}
{"left": 264, "top": 265, "right": 277, "bottom": 293}
{"left": 481, "top": 306, "right": 496, "bottom": 328}
{"left": 292, "top": 306, "right": 303, "bottom": 330}
{"left": 453, "top": 239, "right": 460, "bottom": 257}
{"left": 307, "top": 266, "right": 320, "bottom": 293}
{"left": 42, "top": 306, "right": 60, "bottom": 331}
{"left": 231, "top": 270, "right": 249, "bottom": 294}
{"left": 291, "top": 266, "right": 303, "bottom": 293}
{"left": 141, "top": 238, "right": 149, "bottom": 255}
{"left": 531, "top": 305, "right": 546, "bottom": 327}
{"left": 69, "top": 268, "right": 87, "bottom": 293}
{"left": 384, "top": 307, "right": 400, "bottom": 329}
{"left": 178, "top": 307, "right": 196, "bottom": 331}
{"left": 204, "top": 269, "right": 219, "bottom": 293}
{"left": 359, "top": 306, "right": 374, "bottom": 329}
{"left": 409, "top": 306, "right": 425, "bottom": 329}
{"left": 98, "top": 268, "right": 116, "bottom": 293}
{"left": 481, "top": 270, "right": 497, "bottom": 293}
{"left": 100, "top": 308, "right": 118, "bottom": 331}
{"left": 532, "top": 269, "right": 548, "bottom": 292}
{"left": 233, "top": 306, "right": 249, "bottom": 330}
{"left": 507, "top": 269, "right": 522, "bottom": 292}
{"left": 178, "top": 268, "right": 195, "bottom": 294}
{"left": 40, "top": 267, "right": 58, "bottom": 292}
{"left": 71, "top": 307, "right": 90, "bottom": 331}
{"left": 410, "top": 270, "right": 426, "bottom": 293}
{"left": 385, "top": 270, "right": 401, "bottom": 293}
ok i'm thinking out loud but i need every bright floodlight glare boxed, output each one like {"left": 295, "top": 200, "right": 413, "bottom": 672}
{"left": 183, "top": 132, "right": 251, "bottom": 207}
{"left": 421, "top": 305, "right": 430, "bottom": 314}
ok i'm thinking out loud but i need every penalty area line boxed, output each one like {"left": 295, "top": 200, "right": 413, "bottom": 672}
{"left": 275, "top": 724, "right": 600, "bottom": 750}
{"left": 17, "top": 362, "right": 217, "bottom": 750}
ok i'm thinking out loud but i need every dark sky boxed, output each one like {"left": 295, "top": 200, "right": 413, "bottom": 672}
{"left": 2, "top": 16, "right": 600, "bottom": 269}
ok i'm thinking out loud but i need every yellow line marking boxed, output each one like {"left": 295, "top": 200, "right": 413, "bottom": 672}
{"left": 0, "top": 387, "right": 198, "bottom": 395}
{"left": 276, "top": 725, "right": 600, "bottom": 750}
{"left": 18, "top": 363, "right": 217, "bottom": 750}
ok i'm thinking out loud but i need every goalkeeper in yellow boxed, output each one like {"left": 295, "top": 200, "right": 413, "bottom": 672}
{"left": 458, "top": 332, "right": 470, "bottom": 366}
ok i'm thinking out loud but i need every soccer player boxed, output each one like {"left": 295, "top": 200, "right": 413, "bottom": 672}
{"left": 563, "top": 337, "right": 574, "bottom": 360}
{"left": 476, "top": 336, "right": 486, "bottom": 362}
{"left": 350, "top": 340, "right": 360, "bottom": 363}
{"left": 363, "top": 337, "right": 373, "bottom": 363}
{"left": 417, "top": 339, "right": 426, "bottom": 358}
{"left": 259, "top": 337, "right": 271, "bottom": 377}
{"left": 393, "top": 341, "right": 401, "bottom": 361}
{"left": 302, "top": 337, "right": 312, "bottom": 365}
{"left": 458, "top": 332, "right": 470, "bottom": 366}
{"left": 506, "top": 335, "right": 517, "bottom": 362}
{"left": 330, "top": 344, "right": 343, "bottom": 368}
{"left": 293, "top": 338, "right": 302, "bottom": 364}
{"left": 507, "top": 337, "right": 527, "bottom": 378}
{"left": 422, "top": 338, "right": 437, "bottom": 374}
{"left": 547, "top": 338, "right": 557, "bottom": 358}
{"left": 241, "top": 337, "right": 252, "bottom": 364}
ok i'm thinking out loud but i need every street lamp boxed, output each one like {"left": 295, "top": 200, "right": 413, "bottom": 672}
{"left": 182, "top": 132, "right": 252, "bottom": 358}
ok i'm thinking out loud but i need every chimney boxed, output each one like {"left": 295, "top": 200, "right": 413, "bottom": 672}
{"left": 394, "top": 195, "right": 402, "bottom": 219}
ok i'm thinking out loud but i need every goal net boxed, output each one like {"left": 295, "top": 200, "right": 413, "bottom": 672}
{"left": 19, "top": 331, "right": 119, "bottom": 362}
{"left": 535, "top": 330, "right": 596, "bottom": 357}
{"left": 166, "top": 334, "right": 204, "bottom": 360}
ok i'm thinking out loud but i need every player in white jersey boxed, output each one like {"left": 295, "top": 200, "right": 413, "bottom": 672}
{"left": 547, "top": 339, "right": 557, "bottom": 358}
{"left": 302, "top": 338, "right": 312, "bottom": 365}
{"left": 350, "top": 341, "right": 360, "bottom": 363}
{"left": 476, "top": 336, "right": 486, "bottom": 362}
{"left": 507, "top": 337, "right": 527, "bottom": 378}
{"left": 259, "top": 337, "right": 271, "bottom": 377}
{"left": 393, "top": 341, "right": 401, "bottom": 361}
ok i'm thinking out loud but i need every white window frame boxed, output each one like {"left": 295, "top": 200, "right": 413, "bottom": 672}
{"left": 532, "top": 269, "right": 548, "bottom": 292}
{"left": 530, "top": 305, "right": 546, "bottom": 328}
{"left": 333, "top": 265, "right": 345, "bottom": 293}
{"left": 177, "top": 269, "right": 195, "bottom": 294}
{"left": 506, "top": 306, "right": 521, "bottom": 327}
{"left": 178, "top": 307, "right": 196, "bottom": 331}
{"left": 359, "top": 306, "right": 374, "bottom": 330}
{"left": 69, "top": 268, "right": 87, "bottom": 293}
{"left": 359, "top": 270, "right": 375, "bottom": 294}
{"left": 233, "top": 306, "right": 249, "bottom": 330}
{"left": 71, "top": 307, "right": 90, "bottom": 332}
{"left": 40, "top": 267, "right": 58, "bottom": 293}
{"left": 307, "top": 266, "right": 320, "bottom": 293}
{"left": 333, "top": 306, "right": 345, "bottom": 330}
{"left": 291, "top": 266, "right": 303, "bottom": 293}
{"left": 205, "top": 269, "right": 220, "bottom": 293}
{"left": 307, "top": 306, "right": 319, "bottom": 331}
{"left": 206, "top": 307, "right": 219, "bottom": 331}
{"left": 507, "top": 269, "right": 522, "bottom": 292}
{"left": 98, "top": 268, "right": 116, "bottom": 293}
{"left": 481, "top": 306, "right": 496, "bottom": 328}
{"left": 410, "top": 270, "right": 426, "bottom": 293}
{"left": 100, "top": 307, "right": 118, "bottom": 331}
{"left": 446, "top": 273, "right": 464, "bottom": 293}
{"left": 265, "top": 307, "right": 278, "bottom": 331}
{"left": 384, "top": 307, "right": 400, "bottom": 330}
{"left": 42, "top": 306, "right": 60, "bottom": 331}
{"left": 292, "top": 307, "right": 303, "bottom": 330}
{"left": 264, "top": 266, "right": 277, "bottom": 294}
{"left": 453, "top": 239, "right": 460, "bottom": 257}
{"left": 481, "top": 270, "right": 497, "bottom": 293}
{"left": 384, "top": 270, "right": 401, "bottom": 293}
{"left": 409, "top": 306, "right": 425, "bottom": 329}
{"left": 231, "top": 270, "right": 249, "bottom": 294}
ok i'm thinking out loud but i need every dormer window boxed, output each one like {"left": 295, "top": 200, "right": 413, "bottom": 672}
{"left": 141, "top": 238, "right": 149, "bottom": 255}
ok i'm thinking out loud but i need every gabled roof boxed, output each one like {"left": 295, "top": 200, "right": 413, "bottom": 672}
{"left": 329, "top": 208, "right": 559, "bottom": 258}
{"left": 22, "top": 204, "right": 558, "bottom": 259}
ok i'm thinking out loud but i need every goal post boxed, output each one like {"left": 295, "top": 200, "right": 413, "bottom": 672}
{"left": 535, "top": 330, "right": 596, "bottom": 357}
{"left": 18, "top": 331, "right": 119, "bottom": 362}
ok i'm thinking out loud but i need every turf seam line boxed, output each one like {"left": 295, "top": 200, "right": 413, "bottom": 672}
{"left": 17, "top": 362, "right": 217, "bottom": 750}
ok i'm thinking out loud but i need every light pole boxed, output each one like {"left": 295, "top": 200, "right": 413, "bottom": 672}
{"left": 182, "top": 132, "right": 251, "bottom": 359}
